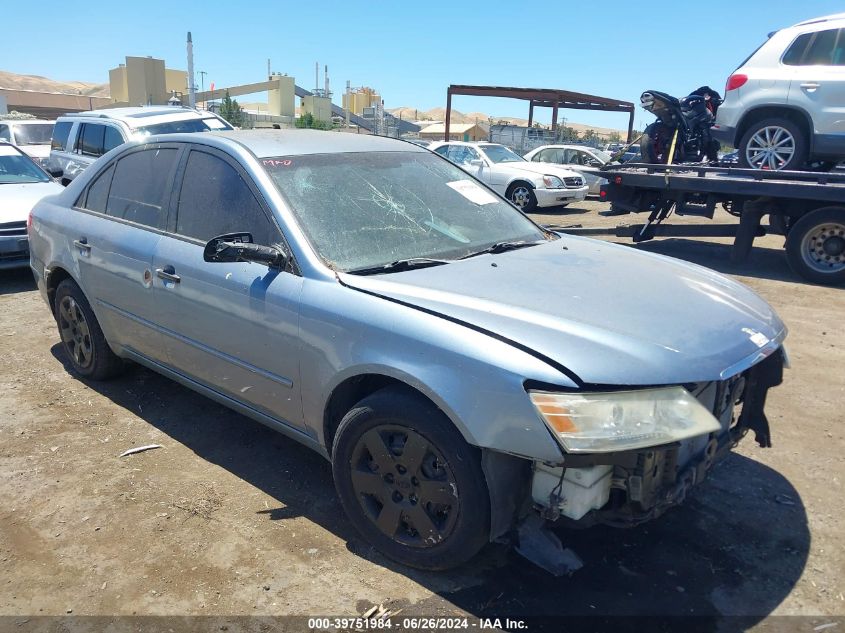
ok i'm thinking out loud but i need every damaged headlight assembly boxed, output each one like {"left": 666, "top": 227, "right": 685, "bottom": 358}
{"left": 529, "top": 386, "right": 721, "bottom": 454}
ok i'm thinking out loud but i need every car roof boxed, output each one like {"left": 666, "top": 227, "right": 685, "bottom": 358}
{"left": 145, "top": 128, "right": 429, "bottom": 158}
{"left": 529, "top": 144, "right": 598, "bottom": 151}
{"left": 58, "top": 106, "right": 218, "bottom": 127}
{"left": 792, "top": 12, "right": 845, "bottom": 27}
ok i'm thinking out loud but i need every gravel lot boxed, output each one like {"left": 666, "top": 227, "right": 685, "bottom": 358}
{"left": 1, "top": 199, "right": 843, "bottom": 629}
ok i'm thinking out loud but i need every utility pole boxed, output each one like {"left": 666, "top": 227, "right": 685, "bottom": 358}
{"left": 198, "top": 71, "right": 207, "bottom": 109}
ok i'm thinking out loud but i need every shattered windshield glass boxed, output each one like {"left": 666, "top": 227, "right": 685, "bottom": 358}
{"left": 263, "top": 151, "right": 547, "bottom": 272}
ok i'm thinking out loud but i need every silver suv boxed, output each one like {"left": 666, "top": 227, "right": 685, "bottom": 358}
{"left": 48, "top": 106, "right": 232, "bottom": 184}
{"left": 712, "top": 12, "right": 845, "bottom": 170}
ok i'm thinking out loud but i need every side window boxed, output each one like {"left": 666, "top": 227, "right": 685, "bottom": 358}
{"left": 784, "top": 29, "right": 845, "bottom": 65}
{"left": 176, "top": 150, "right": 275, "bottom": 245}
{"left": 433, "top": 145, "right": 450, "bottom": 158}
{"left": 80, "top": 124, "right": 106, "bottom": 157}
{"left": 0, "top": 125, "right": 9, "bottom": 142}
{"left": 103, "top": 127, "right": 124, "bottom": 153}
{"left": 81, "top": 164, "right": 115, "bottom": 213}
{"left": 465, "top": 147, "right": 480, "bottom": 163}
{"left": 106, "top": 148, "right": 178, "bottom": 229}
{"left": 51, "top": 121, "right": 72, "bottom": 151}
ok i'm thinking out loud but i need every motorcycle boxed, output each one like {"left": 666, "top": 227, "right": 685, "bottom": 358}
{"left": 639, "top": 86, "right": 723, "bottom": 164}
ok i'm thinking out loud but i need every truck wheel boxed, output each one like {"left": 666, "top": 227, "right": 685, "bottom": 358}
{"left": 785, "top": 207, "right": 845, "bottom": 285}
{"left": 54, "top": 279, "right": 124, "bottom": 380}
{"left": 738, "top": 117, "right": 807, "bottom": 171}
{"left": 507, "top": 182, "right": 537, "bottom": 212}
{"left": 332, "top": 386, "right": 490, "bottom": 570}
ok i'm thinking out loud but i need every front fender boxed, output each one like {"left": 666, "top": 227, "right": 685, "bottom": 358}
{"left": 297, "top": 277, "right": 571, "bottom": 463}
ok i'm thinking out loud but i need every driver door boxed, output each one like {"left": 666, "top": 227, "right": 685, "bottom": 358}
{"left": 151, "top": 146, "right": 305, "bottom": 430}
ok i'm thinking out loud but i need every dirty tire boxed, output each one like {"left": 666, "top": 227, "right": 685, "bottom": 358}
{"left": 785, "top": 207, "right": 845, "bottom": 285}
{"left": 738, "top": 117, "right": 807, "bottom": 171}
{"left": 332, "top": 386, "right": 490, "bottom": 570}
{"left": 54, "top": 279, "right": 124, "bottom": 380}
{"left": 507, "top": 181, "right": 538, "bottom": 212}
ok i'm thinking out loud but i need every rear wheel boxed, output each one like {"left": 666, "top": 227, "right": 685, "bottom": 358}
{"left": 738, "top": 117, "right": 807, "bottom": 171}
{"left": 54, "top": 279, "right": 123, "bottom": 380}
{"left": 332, "top": 386, "right": 490, "bottom": 570}
{"left": 506, "top": 182, "right": 538, "bottom": 212}
{"left": 785, "top": 207, "right": 845, "bottom": 285}
{"left": 640, "top": 122, "right": 677, "bottom": 164}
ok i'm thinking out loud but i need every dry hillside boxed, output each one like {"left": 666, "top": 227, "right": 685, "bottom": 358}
{"left": 0, "top": 70, "right": 109, "bottom": 97}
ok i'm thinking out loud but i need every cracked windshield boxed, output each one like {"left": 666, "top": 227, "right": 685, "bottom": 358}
{"left": 263, "top": 151, "right": 547, "bottom": 272}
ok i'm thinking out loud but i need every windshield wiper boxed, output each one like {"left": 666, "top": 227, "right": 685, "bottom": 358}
{"left": 458, "top": 240, "right": 545, "bottom": 260}
{"left": 346, "top": 257, "right": 451, "bottom": 276}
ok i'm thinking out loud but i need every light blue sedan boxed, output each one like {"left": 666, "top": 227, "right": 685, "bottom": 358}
{"left": 28, "top": 130, "right": 787, "bottom": 571}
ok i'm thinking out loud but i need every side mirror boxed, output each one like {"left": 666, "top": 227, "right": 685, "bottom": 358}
{"left": 588, "top": 159, "right": 602, "bottom": 168}
{"left": 48, "top": 168, "right": 63, "bottom": 178}
{"left": 203, "top": 233, "right": 286, "bottom": 268}
{"left": 469, "top": 159, "right": 484, "bottom": 168}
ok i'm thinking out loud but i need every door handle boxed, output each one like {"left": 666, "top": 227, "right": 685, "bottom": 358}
{"left": 800, "top": 82, "right": 820, "bottom": 90}
{"left": 73, "top": 238, "right": 91, "bottom": 252}
{"left": 155, "top": 265, "right": 181, "bottom": 284}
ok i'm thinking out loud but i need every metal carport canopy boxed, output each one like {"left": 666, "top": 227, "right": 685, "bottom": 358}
{"left": 444, "top": 84, "right": 635, "bottom": 143}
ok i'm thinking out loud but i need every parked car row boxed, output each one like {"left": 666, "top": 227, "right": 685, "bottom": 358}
{"left": 429, "top": 141, "right": 589, "bottom": 210}
{"left": 28, "top": 129, "right": 787, "bottom": 572}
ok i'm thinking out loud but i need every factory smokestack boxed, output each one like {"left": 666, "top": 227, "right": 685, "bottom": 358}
{"left": 186, "top": 32, "right": 196, "bottom": 108}
{"left": 324, "top": 65, "right": 330, "bottom": 100}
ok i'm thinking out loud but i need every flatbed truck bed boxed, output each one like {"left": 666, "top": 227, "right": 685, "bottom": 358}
{"left": 560, "top": 163, "right": 845, "bottom": 285}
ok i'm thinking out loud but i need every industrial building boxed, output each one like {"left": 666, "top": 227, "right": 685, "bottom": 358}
{"left": 108, "top": 56, "right": 188, "bottom": 106}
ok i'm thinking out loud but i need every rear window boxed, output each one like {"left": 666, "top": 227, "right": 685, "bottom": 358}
{"left": 51, "top": 121, "right": 73, "bottom": 151}
{"left": 783, "top": 28, "right": 845, "bottom": 66}
{"left": 105, "top": 148, "right": 178, "bottom": 229}
{"left": 135, "top": 117, "right": 233, "bottom": 136}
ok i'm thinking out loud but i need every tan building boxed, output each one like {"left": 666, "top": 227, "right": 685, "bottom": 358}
{"left": 109, "top": 56, "right": 188, "bottom": 106}
{"left": 419, "top": 122, "right": 488, "bottom": 142}
{"left": 342, "top": 87, "right": 380, "bottom": 115}
{"left": 301, "top": 95, "right": 332, "bottom": 123}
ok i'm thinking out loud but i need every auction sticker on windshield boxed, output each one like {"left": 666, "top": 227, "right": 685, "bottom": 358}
{"left": 447, "top": 180, "right": 498, "bottom": 205}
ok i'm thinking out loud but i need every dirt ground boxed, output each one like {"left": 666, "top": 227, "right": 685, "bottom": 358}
{"left": 1, "top": 200, "right": 843, "bottom": 630}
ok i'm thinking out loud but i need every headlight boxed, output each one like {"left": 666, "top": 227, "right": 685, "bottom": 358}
{"left": 529, "top": 387, "right": 721, "bottom": 453}
{"left": 542, "top": 175, "right": 564, "bottom": 188}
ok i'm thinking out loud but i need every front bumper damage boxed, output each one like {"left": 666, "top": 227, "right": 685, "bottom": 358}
{"left": 509, "top": 347, "right": 785, "bottom": 574}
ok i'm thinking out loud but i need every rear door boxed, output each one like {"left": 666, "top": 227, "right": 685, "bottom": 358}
{"left": 63, "top": 122, "right": 125, "bottom": 181}
{"left": 151, "top": 146, "right": 305, "bottom": 429}
{"left": 784, "top": 27, "right": 845, "bottom": 152}
{"left": 70, "top": 144, "right": 181, "bottom": 361}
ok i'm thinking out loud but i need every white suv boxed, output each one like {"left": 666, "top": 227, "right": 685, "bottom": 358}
{"left": 48, "top": 106, "right": 233, "bottom": 184}
{"left": 712, "top": 13, "right": 845, "bottom": 170}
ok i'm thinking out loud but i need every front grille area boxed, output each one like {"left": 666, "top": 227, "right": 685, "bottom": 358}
{"left": 0, "top": 221, "right": 27, "bottom": 237}
{"left": 564, "top": 177, "right": 584, "bottom": 188}
{"left": 0, "top": 250, "right": 28, "bottom": 262}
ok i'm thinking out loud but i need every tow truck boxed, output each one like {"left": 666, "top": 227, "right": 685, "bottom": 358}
{"left": 560, "top": 163, "right": 845, "bottom": 285}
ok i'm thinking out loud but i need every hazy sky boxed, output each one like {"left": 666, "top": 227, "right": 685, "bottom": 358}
{"left": 3, "top": 0, "right": 842, "bottom": 129}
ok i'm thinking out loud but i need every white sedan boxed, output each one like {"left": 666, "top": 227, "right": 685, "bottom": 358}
{"left": 0, "top": 142, "right": 64, "bottom": 269}
{"left": 523, "top": 145, "right": 613, "bottom": 196}
{"left": 430, "top": 141, "right": 588, "bottom": 211}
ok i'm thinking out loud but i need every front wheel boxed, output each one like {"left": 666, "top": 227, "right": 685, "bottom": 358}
{"left": 738, "top": 117, "right": 807, "bottom": 171}
{"left": 332, "top": 386, "right": 490, "bottom": 570}
{"left": 506, "top": 182, "right": 538, "bottom": 212}
{"left": 785, "top": 207, "right": 845, "bottom": 285}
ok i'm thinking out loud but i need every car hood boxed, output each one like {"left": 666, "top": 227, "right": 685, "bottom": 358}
{"left": 498, "top": 161, "right": 582, "bottom": 180}
{"left": 337, "top": 238, "right": 786, "bottom": 386}
{"left": 0, "top": 181, "right": 65, "bottom": 223}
